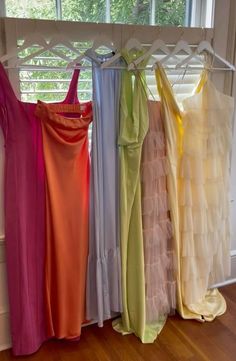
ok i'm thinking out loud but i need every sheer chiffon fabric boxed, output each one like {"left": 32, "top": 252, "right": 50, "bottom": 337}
{"left": 155, "top": 64, "right": 233, "bottom": 321}
{"left": 180, "top": 77, "right": 234, "bottom": 307}
{"left": 141, "top": 100, "right": 176, "bottom": 323}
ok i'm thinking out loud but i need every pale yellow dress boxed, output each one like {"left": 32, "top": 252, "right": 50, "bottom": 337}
{"left": 155, "top": 64, "right": 234, "bottom": 321}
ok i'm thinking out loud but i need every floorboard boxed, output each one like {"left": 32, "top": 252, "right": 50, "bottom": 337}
{"left": 1, "top": 284, "right": 236, "bottom": 361}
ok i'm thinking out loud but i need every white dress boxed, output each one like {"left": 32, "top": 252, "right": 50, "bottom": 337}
{"left": 179, "top": 75, "right": 234, "bottom": 309}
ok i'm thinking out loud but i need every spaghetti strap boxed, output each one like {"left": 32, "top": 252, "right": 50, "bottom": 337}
{"left": 155, "top": 62, "right": 181, "bottom": 118}
{"left": 63, "top": 68, "right": 80, "bottom": 104}
{"left": 0, "top": 62, "right": 21, "bottom": 104}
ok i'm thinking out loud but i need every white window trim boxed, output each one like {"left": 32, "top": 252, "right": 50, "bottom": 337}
{"left": 191, "top": 0, "right": 215, "bottom": 28}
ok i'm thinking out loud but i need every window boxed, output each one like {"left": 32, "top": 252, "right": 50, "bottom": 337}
{"left": 4, "top": 0, "right": 214, "bottom": 28}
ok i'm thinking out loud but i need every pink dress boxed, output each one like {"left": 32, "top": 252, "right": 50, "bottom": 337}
{"left": 0, "top": 63, "right": 80, "bottom": 355}
{"left": 141, "top": 100, "right": 176, "bottom": 323}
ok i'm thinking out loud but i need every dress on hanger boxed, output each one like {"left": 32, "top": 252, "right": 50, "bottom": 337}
{"left": 113, "top": 49, "right": 164, "bottom": 343}
{"left": 35, "top": 99, "right": 92, "bottom": 339}
{"left": 155, "top": 63, "right": 234, "bottom": 321}
{"left": 141, "top": 100, "right": 176, "bottom": 324}
{"left": 0, "top": 63, "right": 80, "bottom": 355}
{"left": 85, "top": 49, "right": 122, "bottom": 326}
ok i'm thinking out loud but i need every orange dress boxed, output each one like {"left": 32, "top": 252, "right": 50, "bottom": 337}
{"left": 36, "top": 101, "right": 92, "bottom": 339}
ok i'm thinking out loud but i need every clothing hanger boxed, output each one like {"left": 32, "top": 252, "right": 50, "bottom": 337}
{"left": 155, "top": 40, "right": 193, "bottom": 68}
{"left": 128, "top": 39, "right": 171, "bottom": 71}
{"left": 15, "top": 34, "right": 81, "bottom": 67}
{"left": 100, "top": 38, "right": 143, "bottom": 69}
{"left": 0, "top": 33, "right": 47, "bottom": 64}
{"left": 67, "top": 35, "right": 116, "bottom": 69}
{"left": 176, "top": 40, "right": 235, "bottom": 71}
{"left": 91, "top": 35, "right": 116, "bottom": 52}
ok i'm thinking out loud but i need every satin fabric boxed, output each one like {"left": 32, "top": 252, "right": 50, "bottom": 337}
{"left": 86, "top": 50, "right": 122, "bottom": 326}
{"left": 0, "top": 63, "right": 80, "bottom": 355}
{"left": 113, "top": 50, "right": 165, "bottom": 343}
{"left": 35, "top": 101, "right": 92, "bottom": 339}
{"left": 155, "top": 64, "right": 233, "bottom": 321}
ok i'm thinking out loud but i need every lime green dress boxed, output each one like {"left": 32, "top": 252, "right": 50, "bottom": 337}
{"left": 113, "top": 49, "right": 166, "bottom": 343}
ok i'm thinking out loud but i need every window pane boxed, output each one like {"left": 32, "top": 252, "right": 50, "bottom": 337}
{"left": 61, "top": 0, "right": 106, "bottom": 22}
{"left": 5, "top": 0, "right": 56, "bottom": 19}
{"left": 110, "top": 0, "right": 150, "bottom": 25}
{"left": 110, "top": 0, "right": 185, "bottom": 26}
{"left": 155, "top": 0, "right": 186, "bottom": 26}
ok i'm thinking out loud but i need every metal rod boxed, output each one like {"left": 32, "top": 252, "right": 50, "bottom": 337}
{"left": 185, "top": 0, "right": 192, "bottom": 27}
{"left": 0, "top": 0, "right": 6, "bottom": 17}
{"left": 150, "top": 0, "right": 156, "bottom": 26}
{"left": 4, "top": 64, "right": 235, "bottom": 72}
{"left": 55, "top": 0, "right": 62, "bottom": 20}
{"left": 105, "top": 0, "right": 111, "bottom": 23}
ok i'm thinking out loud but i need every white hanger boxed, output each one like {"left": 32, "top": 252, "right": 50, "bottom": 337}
{"left": 67, "top": 35, "right": 116, "bottom": 69}
{"left": 157, "top": 40, "right": 193, "bottom": 67}
{"left": 91, "top": 35, "right": 116, "bottom": 52}
{"left": 128, "top": 39, "right": 171, "bottom": 71}
{"left": 152, "top": 40, "right": 192, "bottom": 70}
{"left": 0, "top": 33, "right": 47, "bottom": 64}
{"left": 15, "top": 34, "right": 81, "bottom": 67}
{"left": 125, "top": 38, "right": 143, "bottom": 51}
{"left": 176, "top": 40, "right": 235, "bottom": 71}
{"left": 101, "top": 37, "right": 142, "bottom": 69}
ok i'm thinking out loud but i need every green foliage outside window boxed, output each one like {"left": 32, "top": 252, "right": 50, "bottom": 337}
{"left": 6, "top": 0, "right": 186, "bottom": 26}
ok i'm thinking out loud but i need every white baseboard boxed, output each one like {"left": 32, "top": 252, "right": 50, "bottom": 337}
{"left": 0, "top": 311, "right": 11, "bottom": 352}
{"left": 213, "top": 250, "right": 236, "bottom": 288}
{"left": 0, "top": 343, "right": 11, "bottom": 352}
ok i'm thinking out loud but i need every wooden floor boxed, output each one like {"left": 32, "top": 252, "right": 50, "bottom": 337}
{"left": 1, "top": 284, "right": 236, "bottom": 361}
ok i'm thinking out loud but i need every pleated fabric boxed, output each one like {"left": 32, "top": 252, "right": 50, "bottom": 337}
{"left": 86, "top": 50, "right": 122, "bottom": 325}
{"left": 35, "top": 101, "right": 92, "bottom": 339}
{"left": 0, "top": 63, "right": 80, "bottom": 355}
{"left": 155, "top": 63, "right": 233, "bottom": 321}
{"left": 113, "top": 50, "right": 165, "bottom": 343}
{"left": 141, "top": 100, "right": 176, "bottom": 323}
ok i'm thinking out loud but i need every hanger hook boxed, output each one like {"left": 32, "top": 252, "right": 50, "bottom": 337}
{"left": 201, "top": 26, "right": 205, "bottom": 41}
{"left": 178, "top": 28, "right": 185, "bottom": 41}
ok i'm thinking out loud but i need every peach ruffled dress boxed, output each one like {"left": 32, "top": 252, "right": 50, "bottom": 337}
{"left": 141, "top": 100, "right": 176, "bottom": 323}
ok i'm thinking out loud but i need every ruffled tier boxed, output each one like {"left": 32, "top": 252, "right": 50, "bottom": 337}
{"left": 142, "top": 157, "right": 169, "bottom": 180}
{"left": 182, "top": 115, "right": 231, "bottom": 158}
{"left": 141, "top": 113, "right": 176, "bottom": 324}
{"left": 143, "top": 219, "right": 173, "bottom": 247}
{"left": 179, "top": 154, "right": 230, "bottom": 184}
{"left": 146, "top": 280, "right": 176, "bottom": 322}
{"left": 86, "top": 247, "right": 122, "bottom": 326}
{"left": 181, "top": 244, "right": 231, "bottom": 305}
{"left": 142, "top": 130, "right": 166, "bottom": 156}
{"left": 179, "top": 179, "right": 229, "bottom": 208}
{"left": 179, "top": 205, "right": 229, "bottom": 235}
{"left": 142, "top": 191, "right": 169, "bottom": 217}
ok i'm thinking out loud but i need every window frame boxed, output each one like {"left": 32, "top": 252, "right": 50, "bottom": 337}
{"left": 2, "top": 0, "right": 214, "bottom": 27}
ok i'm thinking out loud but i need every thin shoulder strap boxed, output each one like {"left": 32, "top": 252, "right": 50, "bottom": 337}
{"left": 0, "top": 62, "right": 20, "bottom": 104}
{"left": 195, "top": 69, "right": 208, "bottom": 94}
{"left": 63, "top": 68, "right": 80, "bottom": 104}
{"left": 155, "top": 62, "right": 181, "bottom": 118}
{"left": 155, "top": 62, "right": 184, "bottom": 154}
